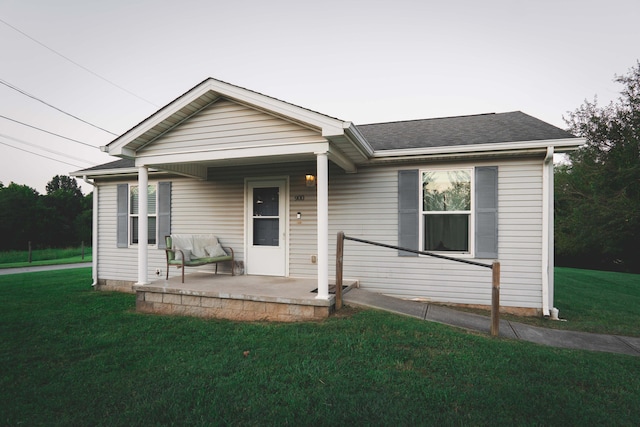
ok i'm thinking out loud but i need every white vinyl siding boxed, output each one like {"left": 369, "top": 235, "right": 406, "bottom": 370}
{"left": 138, "top": 99, "right": 324, "bottom": 156}
{"left": 327, "top": 159, "right": 544, "bottom": 309}
{"left": 96, "top": 158, "right": 545, "bottom": 310}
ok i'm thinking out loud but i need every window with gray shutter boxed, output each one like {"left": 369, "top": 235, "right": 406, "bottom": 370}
{"left": 157, "top": 182, "right": 171, "bottom": 249}
{"left": 116, "top": 184, "right": 128, "bottom": 248}
{"left": 398, "top": 169, "right": 419, "bottom": 256}
{"left": 475, "top": 166, "right": 498, "bottom": 258}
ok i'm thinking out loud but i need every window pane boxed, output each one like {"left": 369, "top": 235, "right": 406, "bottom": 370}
{"left": 130, "top": 186, "right": 139, "bottom": 214}
{"left": 131, "top": 217, "right": 157, "bottom": 245}
{"left": 130, "top": 185, "right": 156, "bottom": 215}
{"left": 253, "top": 218, "right": 279, "bottom": 246}
{"left": 147, "top": 217, "right": 157, "bottom": 245}
{"left": 131, "top": 217, "right": 139, "bottom": 243}
{"left": 147, "top": 186, "right": 157, "bottom": 215}
{"left": 423, "top": 170, "right": 471, "bottom": 211}
{"left": 424, "top": 214, "right": 469, "bottom": 251}
{"left": 253, "top": 187, "right": 279, "bottom": 217}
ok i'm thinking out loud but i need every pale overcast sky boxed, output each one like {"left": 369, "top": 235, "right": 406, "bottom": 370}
{"left": 0, "top": 0, "right": 638, "bottom": 194}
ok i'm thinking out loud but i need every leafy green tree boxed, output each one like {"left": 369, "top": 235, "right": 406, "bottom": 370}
{"left": 557, "top": 62, "right": 640, "bottom": 272}
{"left": 46, "top": 175, "right": 83, "bottom": 198}
{"left": 0, "top": 183, "right": 46, "bottom": 251}
{"left": 74, "top": 192, "right": 93, "bottom": 245}
{"left": 41, "top": 176, "right": 87, "bottom": 247}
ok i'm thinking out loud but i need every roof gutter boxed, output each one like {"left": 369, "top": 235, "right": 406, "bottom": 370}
{"left": 369, "top": 138, "right": 585, "bottom": 160}
{"left": 343, "top": 121, "right": 375, "bottom": 159}
{"left": 82, "top": 175, "right": 99, "bottom": 287}
{"left": 541, "top": 146, "right": 554, "bottom": 317}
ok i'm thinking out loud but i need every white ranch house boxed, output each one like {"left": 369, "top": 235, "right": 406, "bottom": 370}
{"left": 73, "top": 78, "right": 583, "bottom": 318}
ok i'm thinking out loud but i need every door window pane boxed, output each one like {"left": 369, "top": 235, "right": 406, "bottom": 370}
{"left": 253, "top": 187, "right": 279, "bottom": 217}
{"left": 252, "top": 186, "right": 279, "bottom": 246}
{"left": 253, "top": 218, "right": 279, "bottom": 246}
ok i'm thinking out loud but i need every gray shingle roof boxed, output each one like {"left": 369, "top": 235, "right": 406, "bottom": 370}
{"left": 81, "top": 158, "right": 135, "bottom": 171}
{"left": 78, "top": 111, "right": 576, "bottom": 173}
{"left": 357, "top": 111, "right": 574, "bottom": 150}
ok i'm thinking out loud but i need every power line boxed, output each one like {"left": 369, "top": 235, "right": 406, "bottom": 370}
{"left": 0, "top": 77, "right": 118, "bottom": 136}
{"left": 0, "top": 132, "right": 98, "bottom": 166}
{"left": 0, "top": 139, "right": 86, "bottom": 169}
{"left": 0, "top": 17, "right": 159, "bottom": 108}
{"left": 0, "top": 114, "right": 99, "bottom": 148}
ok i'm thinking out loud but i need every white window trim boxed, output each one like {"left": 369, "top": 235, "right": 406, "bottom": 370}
{"left": 418, "top": 167, "right": 475, "bottom": 258}
{"left": 129, "top": 182, "right": 158, "bottom": 247}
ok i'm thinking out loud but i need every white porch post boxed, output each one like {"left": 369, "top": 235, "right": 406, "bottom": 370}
{"left": 136, "top": 165, "right": 149, "bottom": 285}
{"left": 316, "top": 152, "right": 329, "bottom": 300}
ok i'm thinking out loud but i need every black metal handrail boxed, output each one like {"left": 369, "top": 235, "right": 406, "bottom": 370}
{"left": 343, "top": 235, "right": 493, "bottom": 269}
{"left": 335, "top": 231, "right": 501, "bottom": 336}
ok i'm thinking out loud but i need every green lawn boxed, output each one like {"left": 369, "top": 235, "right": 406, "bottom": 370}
{"left": 462, "top": 267, "right": 640, "bottom": 337}
{"left": 1, "top": 268, "right": 639, "bottom": 425}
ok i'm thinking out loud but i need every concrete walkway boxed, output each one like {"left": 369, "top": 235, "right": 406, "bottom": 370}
{"left": 0, "top": 262, "right": 91, "bottom": 275}
{"left": 344, "top": 288, "right": 640, "bottom": 357}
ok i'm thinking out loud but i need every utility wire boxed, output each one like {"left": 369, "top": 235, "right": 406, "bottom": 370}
{"left": 0, "top": 132, "right": 98, "bottom": 166}
{"left": 0, "top": 77, "right": 118, "bottom": 136}
{"left": 0, "top": 17, "right": 159, "bottom": 108}
{"left": 0, "top": 139, "right": 86, "bottom": 169}
{"left": 0, "top": 114, "right": 99, "bottom": 148}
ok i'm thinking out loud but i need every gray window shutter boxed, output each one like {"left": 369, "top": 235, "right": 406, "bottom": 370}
{"left": 157, "top": 182, "right": 171, "bottom": 249}
{"left": 398, "top": 170, "right": 419, "bottom": 257}
{"left": 475, "top": 166, "right": 498, "bottom": 258}
{"left": 116, "top": 184, "right": 128, "bottom": 248}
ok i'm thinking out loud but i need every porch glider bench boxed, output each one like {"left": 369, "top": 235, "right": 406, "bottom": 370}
{"left": 165, "top": 234, "right": 235, "bottom": 283}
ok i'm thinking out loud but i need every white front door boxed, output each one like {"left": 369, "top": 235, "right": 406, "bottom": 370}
{"left": 246, "top": 179, "right": 287, "bottom": 276}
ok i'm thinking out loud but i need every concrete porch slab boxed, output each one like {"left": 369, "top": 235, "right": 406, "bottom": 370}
{"left": 133, "top": 272, "right": 357, "bottom": 322}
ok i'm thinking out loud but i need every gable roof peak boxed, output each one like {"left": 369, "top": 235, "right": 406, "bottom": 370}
{"left": 105, "top": 77, "right": 362, "bottom": 158}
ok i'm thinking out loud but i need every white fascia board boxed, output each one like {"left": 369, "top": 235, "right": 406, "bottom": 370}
{"left": 134, "top": 141, "right": 330, "bottom": 165}
{"left": 343, "top": 122, "right": 375, "bottom": 158}
{"left": 371, "top": 138, "right": 585, "bottom": 159}
{"left": 107, "top": 80, "right": 217, "bottom": 155}
{"left": 70, "top": 167, "right": 160, "bottom": 179}
{"left": 208, "top": 79, "right": 347, "bottom": 133}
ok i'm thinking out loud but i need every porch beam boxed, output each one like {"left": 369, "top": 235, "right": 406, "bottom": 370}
{"left": 327, "top": 145, "right": 357, "bottom": 173}
{"left": 136, "top": 166, "right": 149, "bottom": 285}
{"left": 315, "top": 152, "right": 329, "bottom": 300}
{"left": 134, "top": 141, "right": 330, "bottom": 166}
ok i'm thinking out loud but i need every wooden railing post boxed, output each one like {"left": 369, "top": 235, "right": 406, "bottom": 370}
{"left": 491, "top": 261, "right": 500, "bottom": 337}
{"left": 335, "top": 231, "right": 345, "bottom": 310}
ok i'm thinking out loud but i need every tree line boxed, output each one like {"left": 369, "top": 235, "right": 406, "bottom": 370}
{"left": 1, "top": 63, "right": 638, "bottom": 272}
{"left": 0, "top": 175, "right": 91, "bottom": 251}
{"left": 556, "top": 61, "right": 640, "bottom": 273}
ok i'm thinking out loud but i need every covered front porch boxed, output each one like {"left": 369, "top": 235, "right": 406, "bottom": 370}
{"left": 103, "top": 78, "right": 373, "bottom": 304}
{"left": 134, "top": 272, "right": 357, "bottom": 322}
